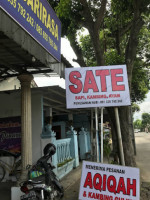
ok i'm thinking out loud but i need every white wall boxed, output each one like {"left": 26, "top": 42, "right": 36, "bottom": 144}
{"left": 0, "top": 90, "right": 43, "bottom": 164}
{"left": 0, "top": 77, "right": 37, "bottom": 92}
{"left": 0, "top": 78, "right": 20, "bottom": 91}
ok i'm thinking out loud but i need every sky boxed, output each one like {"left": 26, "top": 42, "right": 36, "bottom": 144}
{"left": 61, "top": 38, "right": 80, "bottom": 68}
{"left": 133, "top": 92, "right": 150, "bottom": 121}
{"left": 34, "top": 38, "right": 79, "bottom": 89}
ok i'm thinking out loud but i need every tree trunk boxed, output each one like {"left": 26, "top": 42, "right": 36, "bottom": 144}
{"left": 107, "top": 108, "right": 119, "bottom": 163}
{"left": 107, "top": 106, "right": 136, "bottom": 167}
{"left": 119, "top": 106, "right": 136, "bottom": 166}
{"left": 89, "top": 28, "right": 105, "bottom": 66}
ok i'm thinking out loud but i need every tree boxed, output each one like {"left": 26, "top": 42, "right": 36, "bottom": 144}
{"left": 49, "top": 0, "right": 150, "bottom": 166}
{"left": 133, "top": 119, "right": 142, "bottom": 130}
{"left": 79, "top": 37, "right": 150, "bottom": 102}
{"left": 141, "top": 113, "right": 150, "bottom": 132}
{"left": 131, "top": 59, "right": 150, "bottom": 102}
{"left": 132, "top": 103, "right": 140, "bottom": 114}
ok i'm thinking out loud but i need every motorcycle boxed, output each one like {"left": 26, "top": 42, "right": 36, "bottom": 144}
{"left": 20, "top": 143, "right": 64, "bottom": 200}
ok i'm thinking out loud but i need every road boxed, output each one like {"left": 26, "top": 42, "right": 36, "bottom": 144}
{"left": 135, "top": 132, "right": 150, "bottom": 182}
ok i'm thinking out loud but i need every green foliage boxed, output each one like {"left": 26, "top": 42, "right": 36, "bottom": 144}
{"left": 141, "top": 113, "right": 150, "bottom": 131}
{"left": 56, "top": 0, "right": 71, "bottom": 18}
{"left": 103, "top": 138, "right": 111, "bottom": 163}
{"left": 131, "top": 17, "right": 150, "bottom": 103}
{"left": 55, "top": 0, "right": 82, "bottom": 37}
{"left": 137, "top": 20, "right": 150, "bottom": 68}
{"left": 131, "top": 59, "right": 150, "bottom": 102}
{"left": 48, "top": 0, "right": 150, "bottom": 103}
{"left": 79, "top": 33, "right": 149, "bottom": 103}
{"left": 79, "top": 37, "right": 125, "bottom": 66}
{"left": 80, "top": 35, "right": 96, "bottom": 66}
{"left": 108, "top": 0, "right": 133, "bottom": 32}
{"left": 105, "top": 50, "right": 125, "bottom": 65}
{"left": 133, "top": 119, "right": 142, "bottom": 129}
{"left": 132, "top": 103, "right": 140, "bottom": 113}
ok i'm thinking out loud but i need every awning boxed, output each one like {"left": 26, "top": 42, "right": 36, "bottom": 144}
{"left": 0, "top": 8, "right": 71, "bottom": 81}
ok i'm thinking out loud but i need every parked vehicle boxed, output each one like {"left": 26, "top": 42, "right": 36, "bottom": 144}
{"left": 134, "top": 129, "right": 140, "bottom": 133}
{"left": 20, "top": 143, "right": 64, "bottom": 200}
{"left": 0, "top": 149, "right": 21, "bottom": 182}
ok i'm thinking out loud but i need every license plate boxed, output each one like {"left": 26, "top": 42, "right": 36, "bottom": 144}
{"left": 20, "top": 191, "right": 36, "bottom": 200}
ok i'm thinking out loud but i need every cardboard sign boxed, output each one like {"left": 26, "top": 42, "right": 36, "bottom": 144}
{"left": 65, "top": 65, "right": 131, "bottom": 108}
{"left": 79, "top": 161, "right": 140, "bottom": 200}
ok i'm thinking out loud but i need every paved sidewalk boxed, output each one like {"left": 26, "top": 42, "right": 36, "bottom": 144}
{"left": 135, "top": 132, "right": 150, "bottom": 199}
{"left": 135, "top": 132, "right": 150, "bottom": 182}
{"left": 60, "top": 163, "right": 82, "bottom": 200}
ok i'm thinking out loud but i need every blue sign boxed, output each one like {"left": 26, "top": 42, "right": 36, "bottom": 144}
{"left": 0, "top": 0, "right": 61, "bottom": 62}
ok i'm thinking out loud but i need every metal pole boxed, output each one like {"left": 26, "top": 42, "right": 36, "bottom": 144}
{"left": 114, "top": 107, "right": 125, "bottom": 166}
{"left": 91, "top": 109, "right": 94, "bottom": 157}
{"left": 95, "top": 107, "right": 100, "bottom": 162}
{"left": 101, "top": 108, "right": 104, "bottom": 163}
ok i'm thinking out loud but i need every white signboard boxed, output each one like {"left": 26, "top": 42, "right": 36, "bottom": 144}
{"left": 65, "top": 65, "right": 131, "bottom": 108}
{"left": 79, "top": 161, "right": 140, "bottom": 200}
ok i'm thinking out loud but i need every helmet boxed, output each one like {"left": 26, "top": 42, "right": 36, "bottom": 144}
{"left": 43, "top": 143, "right": 56, "bottom": 156}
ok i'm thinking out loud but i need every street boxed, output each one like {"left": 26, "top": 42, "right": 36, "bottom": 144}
{"left": 135, "top": 132, "right": 150, "bottom": 182}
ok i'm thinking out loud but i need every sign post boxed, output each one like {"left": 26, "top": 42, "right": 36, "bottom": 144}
{"left": 65, "top": 65, "right": 131, "bottom": 165}
{"left": 101, "top": 107, "right": 104, "bottom": 163}
{"left": 90, "top": 109, "right": 94, "bottom": 157}
{"left": 95, "top": 107, "right": 100, "bottom": 162}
